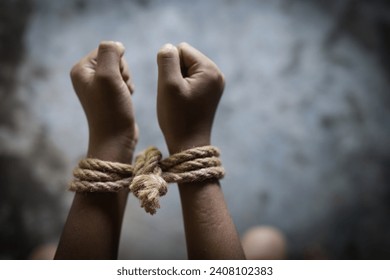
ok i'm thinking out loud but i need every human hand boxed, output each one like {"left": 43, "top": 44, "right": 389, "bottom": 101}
{"left": 70, "top": 41, "right": 138, "bottom": 162}
{"left": 157, "top": 42, "right": 225, "bottom": 154}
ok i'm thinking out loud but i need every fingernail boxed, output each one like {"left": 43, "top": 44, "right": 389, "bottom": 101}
{"left": 163, "top": 43, "right": 176, "bottom": 51}
{"left": 115, "top": 41, "right": 124, "bottom": 48}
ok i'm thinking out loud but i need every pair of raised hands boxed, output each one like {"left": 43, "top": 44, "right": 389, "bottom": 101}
{"left": 55, "top": 42, "right": 245, "bottom": 260}
{"left": 71, "top": 41, "right": 224, "bottom": 162}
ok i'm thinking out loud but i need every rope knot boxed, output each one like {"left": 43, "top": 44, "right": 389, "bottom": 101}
{"left": 69, "top": 145, "right": 225, "bottom": 215}
{"left": 129, "top": 147, "right": 168, "bottom": 215}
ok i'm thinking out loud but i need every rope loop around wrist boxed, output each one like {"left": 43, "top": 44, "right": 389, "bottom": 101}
{"left": 69, "top": 145, "right": 225, "bottom": 214}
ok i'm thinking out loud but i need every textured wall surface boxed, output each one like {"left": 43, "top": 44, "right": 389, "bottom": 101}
{"left": 1, "top": 0, "right": 390, "bottom": 259}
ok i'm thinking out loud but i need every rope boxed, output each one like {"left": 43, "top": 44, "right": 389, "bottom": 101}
{"left": 69, "top": 146, "right": 224, "bottom": 215}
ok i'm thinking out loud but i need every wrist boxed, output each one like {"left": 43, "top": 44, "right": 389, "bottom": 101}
{"left": 87, "top": 137, "right": 136, "bottom": 164}
{"left": 167, "top": 136, "right": 211, "bottom": 155}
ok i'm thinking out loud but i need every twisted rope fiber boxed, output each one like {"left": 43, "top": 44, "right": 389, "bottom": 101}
{"left": 69, "top": 146, "right": 225, "bottom": 214}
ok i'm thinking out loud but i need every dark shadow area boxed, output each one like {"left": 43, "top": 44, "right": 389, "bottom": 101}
{"left": 0, "top": 0, "right": 66, "bottom": 259}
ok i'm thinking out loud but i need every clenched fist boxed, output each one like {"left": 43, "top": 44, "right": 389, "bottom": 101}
{"left": 157, "top": 42, "right": 225, "bottom": 154}
{"left": 70, "top": 41, "right": 138, "bottom": 162}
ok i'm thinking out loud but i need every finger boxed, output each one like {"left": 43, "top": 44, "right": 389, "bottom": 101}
{"left": 80, "top": 48, "right": 98, "bottom": 69}
{"left": 70, "top": 48, "right": 98, "bottom": 81}
{"left": 96, "top": 41, "right": 125, "bottom": 80}
{"left": 120, "top": 57, "right": 135, "bottom": 94}
{"left": 177, "top": 42, "right": 216, "bottom": 75}
{"left": 157, "top": 43, "right": 183, "bottom": 86}
{"left": 120, "top": 57, "right": 129, "bottom": 81}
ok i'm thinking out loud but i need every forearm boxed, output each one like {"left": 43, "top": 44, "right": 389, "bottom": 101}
{"left": 178, "top": 180, "right": 245, "bottom": 259}
{"left": 54, "top": 191, "right": 128, "bottom": 259}
{"left": 157, "top": 42, "right": 242, "bottom": 259}
{"left": 170, "top": 140, "right": 245, "bottom": 260}
{"left": 55, "top": 142, "right": 132, "bottom": 259}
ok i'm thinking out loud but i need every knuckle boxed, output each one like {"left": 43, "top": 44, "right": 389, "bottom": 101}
{"left": 218, "top": 72, "right": 226, "bottom": 89}
{"left": 206, "top": 66, "right": 225, "bottom": 89}
{"left": 158, "top": 47, "right": 174, "bottom": 60}
{"left": 177, "top": 41, "right": 189, "bottom": 50}
{"left": 70, "top": 64, "right": 82, "bottom": 81}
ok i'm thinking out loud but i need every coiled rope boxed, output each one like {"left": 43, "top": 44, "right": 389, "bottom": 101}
{"left": 69, "top": 146, "right": 224, "bottom": 214}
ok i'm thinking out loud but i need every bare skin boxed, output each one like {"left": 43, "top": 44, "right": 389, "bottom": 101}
{"left": 157, "top": 42, "right": 245, "bottom": 259}
{"left": 55, "top": 41, "right": 243, "bottom": 260}
{"left": 54, "top": 41, "right": 138, "bottom": 259}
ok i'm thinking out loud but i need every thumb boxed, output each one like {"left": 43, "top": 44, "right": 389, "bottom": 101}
{"left": 96, "top": 41, "right": 125, "bottom": 80}
{"left": 157, "top": 43, "right": 183, "bottom": 87}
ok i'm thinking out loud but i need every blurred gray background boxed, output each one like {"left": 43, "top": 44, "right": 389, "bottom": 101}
{"left": 1, "top": 0, "right": 390, "bottom": 259}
